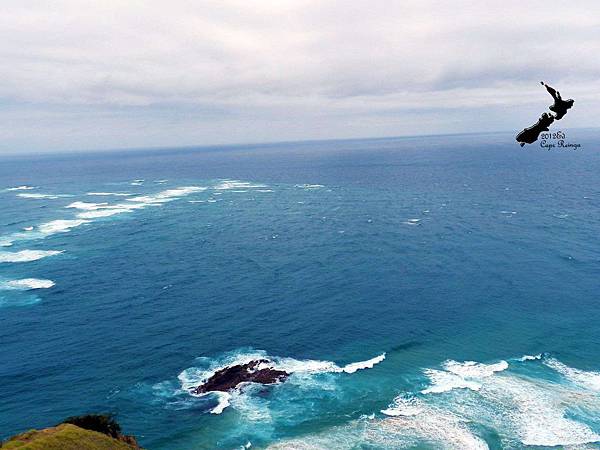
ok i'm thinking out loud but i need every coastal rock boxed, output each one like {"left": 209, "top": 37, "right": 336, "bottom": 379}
{"left": 192, "top": 359, "right": 289, "bottom": 394}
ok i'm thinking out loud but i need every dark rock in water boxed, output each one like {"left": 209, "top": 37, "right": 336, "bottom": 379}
{"left": 192, "top": 359, "right": 289, "bottom": 394}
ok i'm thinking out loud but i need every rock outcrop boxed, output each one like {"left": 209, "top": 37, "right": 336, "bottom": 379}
{"left": 192, "top": 359, "right": 289, "bottom": 394}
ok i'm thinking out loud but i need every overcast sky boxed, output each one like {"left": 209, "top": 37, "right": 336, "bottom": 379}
{"left": 1, "top": 0, "right": 599, "bottom": 153}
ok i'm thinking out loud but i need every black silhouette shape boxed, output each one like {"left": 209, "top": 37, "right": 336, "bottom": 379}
{"left": 516, "top": 112, "right": 555, "bottom": 147}
{"left": 541, "top": 81, "right": 574, "bottom": 120}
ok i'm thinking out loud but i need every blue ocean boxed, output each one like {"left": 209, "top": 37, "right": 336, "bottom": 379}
{"left": 2, "top": 131, "right": 600, "bottom": 449}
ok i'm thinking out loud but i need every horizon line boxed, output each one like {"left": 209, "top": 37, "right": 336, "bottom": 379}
{"left": 1, "top": 126, "right": 597, "bottom": 159}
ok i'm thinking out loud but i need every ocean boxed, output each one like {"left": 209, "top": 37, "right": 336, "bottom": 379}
{"left": 1, "top": 131, "right": 600, "bottom": 449}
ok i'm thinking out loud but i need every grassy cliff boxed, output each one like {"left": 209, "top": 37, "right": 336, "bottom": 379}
{"left": 1, "top": 415, "right": 141, "bottom": 450}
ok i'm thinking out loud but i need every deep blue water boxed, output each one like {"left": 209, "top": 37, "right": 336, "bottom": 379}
{"left": 1, "top": 131, "right": 600, "bottom": 449}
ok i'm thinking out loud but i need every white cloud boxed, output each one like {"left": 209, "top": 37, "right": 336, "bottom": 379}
{"left": 1, "top": 0, "right": 599, "bottom": 151}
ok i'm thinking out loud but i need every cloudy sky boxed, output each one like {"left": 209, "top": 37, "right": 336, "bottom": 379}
{"left": 1, "top": 0, "right": 599, "bottom": 153}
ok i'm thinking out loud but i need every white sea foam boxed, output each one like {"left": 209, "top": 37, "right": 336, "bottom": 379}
{"left": 86, "top": 192, "right": 132, "bottom": 196}
{"left": 214, "top": 180, "right": 268, "bottom": 190}
{"left": 127, "top": 186, "right": 206, "bottom": 204}
{"left": 38, "top": 219, "right": 90, "bottom": 234}
{"left": 2, "top": 185, "right": 207, "bottom": 248}
{"left": 17, "top": 193, "right": 70, "bottom": 199}
{"left": 343, "top": 353, "right": 386, "bottom": 374}
{"left": 474, "top": 372, "right": 600, "bottom": 446}
{"left": 66, "top": 201, "right": 137, "bottom": 219}
{"left": 295, "top": 184, "right": 324, "bottom": 189}
{"left": 23, "top": 226, "right": 34, "bottom": 231}
{"left": 518, "top": 354, "right": 542, "bottom": 361}
{"left": 1, "top": 278, "right": 55, "bottom": 290}
{"left": 227, "top": 384, "right": 273, "bottom": 422}
{"left": 71, "top": 186, "right": 205, "bottom": 218}
{"left": 0, "top": 250, "right": 62, "bottom": 263}
{"left": 66, "top": 201, "right": 109, "bottom": 210}
{"left": 381, "top": 396, "right": 424, "bottom": 417}
{"left": 271, "top": 403, "right": 488, "bottom": 450}
{"left": 210, "top": 391, "right": 231, "bottom": 414}
{"left": 444, "top": 360, "right": 509, "bottom": 378}
{"left": 420, "top": 357, "right": 600, "bottom": 447}
{"left": 177, "top": 349, "right": 385, "bottom": 414}
{"left": 6, "top": 185, "right": 36, "bottom": 191}
{"left": 264, "top": 355, "right": 600, "bottom": 449}
{"left": 379, "top": 400, "right": 489, "bottom": 449}
{"left": 545, "top": 358, "right": 600, "bottom": 391}
{"left": 421, "top": 360, "right": 508, "bottom": 394}
{"left": 421, "top": 369, "right": 482, "bottom": 394}
{"left": 76, "top": 209, "right": 131, "bottom": 219}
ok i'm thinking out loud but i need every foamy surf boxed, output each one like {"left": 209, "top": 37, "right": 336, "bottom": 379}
{"left": 544, "top": 358, "right": 600, "bottom": 391}
{"left": 0, "top": 250, "right": 62, "bottom": 263}
{"left": 214, "top": 180, "right": 268, "bottom": 190}
{"left": 421, "top": 360, "right": 508, "bottom": 394}
{"left": 86, "top": 192, "right": 132, "bottom": 196}
{"left": 295, "top": 184, "right": 324, "bottom": 189}
{"left": 1, "top": 184, "right": 213, "bottom": 249}
{"left": 270, "top": 403, "right": 488, "bottom": 450}
{"left": 518, "top": 353, "right": 543, "bottom": 361}
{"left": 6, "top": 185, "right": 36, "bottom": 191}
{"left": 1, "top": 278, "right": 55, "bottom": 290}
{"left": 210, "top": 391, "right": 231, "bottom": 414}
{"left": 126, "top": 186, "right": 206, "bottom": 205}
{"left": 342, "top": 353, "right": 386, "bottom": 373}
{"left": 5, "top": 185, "right": 36, "bottom": 191}
{"left": 17, "top": 193, "right": 71, "bottom": 199}
{"left": 171, "top": 349, "right": 386, "bottom": 414}
{"left": 38, "top": 219, "right": 90, "bottom": 235}
{"left": 416, "top": 356, "right": 600, "bottom": 447}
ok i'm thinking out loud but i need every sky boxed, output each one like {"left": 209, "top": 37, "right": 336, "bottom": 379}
{"left": 1, "top": 0, "right": 599, "bottom": 153}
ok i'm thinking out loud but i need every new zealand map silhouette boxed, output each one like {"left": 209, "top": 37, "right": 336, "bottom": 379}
{"left": 516, "top": 82, "right": 574, "bottom": 147}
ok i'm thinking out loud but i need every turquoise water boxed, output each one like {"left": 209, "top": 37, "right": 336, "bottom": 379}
{"left": 1, "top": 131, "right": 600, "bottom": 449}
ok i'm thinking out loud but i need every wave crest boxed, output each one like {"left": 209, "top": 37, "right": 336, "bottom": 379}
{"left": 0, "top": 250, "right": 63, "bottom": 263}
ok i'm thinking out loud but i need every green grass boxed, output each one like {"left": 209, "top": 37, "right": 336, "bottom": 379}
{"left": 2, "top": 424, "right": 137, "bottom": 450}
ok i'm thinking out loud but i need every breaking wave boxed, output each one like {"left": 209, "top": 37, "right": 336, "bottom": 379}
{"left": 157, "top": 348, "right": 386, "bottom": 415}
{"left": 1, "top": 185, "right": 207, "bottom": 248}
{"left": 1, "top": 278, "right": 55, "bottom": 290}
{"left": 5, "top": 185, "right": 36, "bottom": 191}
{"left": 38, "top": 219, "right": 90, "bottom": 235}
{"left": 0, "top": 250, "right": 63, "bottom": 263}
{"left": 544, "top": 357, "right": 600, "bottom": 391}
{"left": 86, "top": 192, "right": 132, "bottom": 196}
{"left": 413, "top": 356, "right": 600, "bottom": 447}
{"left": 262, "top": 355, "right": 600, "bottom": 449}
{"left": 213, "top": 180, "right": 268, "bottom": 190}
{"left": 17, "top": 193, "right": 71, "bottom": 199}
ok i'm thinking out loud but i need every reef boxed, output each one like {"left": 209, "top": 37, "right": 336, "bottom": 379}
{"left": 192, "top": 359, "right": 289, "bottom": 394}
